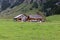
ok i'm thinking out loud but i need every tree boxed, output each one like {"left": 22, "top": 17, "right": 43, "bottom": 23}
{"left": 42, "top": 0, "right": 59, "bottom": 16}
{"left": 32, "top": 2, "right": 38, "bottom": 8}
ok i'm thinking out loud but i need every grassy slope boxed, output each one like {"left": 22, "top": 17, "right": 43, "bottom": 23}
{"left": 0, "top": 3, "right": 27, "bottom": 18}
{"left": 0, "top": 3, "right": 40, "bottom": 18}
{"left": 0, "top": 15, "right": 60, "bottom": 40}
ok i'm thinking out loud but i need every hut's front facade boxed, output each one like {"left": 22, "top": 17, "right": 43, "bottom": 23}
{"left": 14, "top": 14, "right": 27, "bottom": 22}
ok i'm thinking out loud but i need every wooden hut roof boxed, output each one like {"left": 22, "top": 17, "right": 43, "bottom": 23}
{"left": 14, "top": 14, "right": 23, "bottom": 18}
{"left": 29, "top": 15, "right": 42, "bottom": 18}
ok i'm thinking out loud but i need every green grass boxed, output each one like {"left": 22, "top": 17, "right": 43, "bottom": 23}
{"left": 0, "top": 15, "right": 60, "bottom": 40}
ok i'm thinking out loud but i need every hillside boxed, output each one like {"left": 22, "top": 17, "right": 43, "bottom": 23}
{"left": 0, "top": 0, "right": 46, "bottom": 18}
{"left": 46, "top": 15, "right": 60, "bottom": 22}
{"left": 0, "top": 0, "right": 60, "bottom": 19}
{"left": 0, "top": 0, "right": 44, "bottom": 11}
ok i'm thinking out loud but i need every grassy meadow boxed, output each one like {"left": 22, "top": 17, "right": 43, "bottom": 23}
{"left": 0, "top": 15, "right": 60, "bottom": 40}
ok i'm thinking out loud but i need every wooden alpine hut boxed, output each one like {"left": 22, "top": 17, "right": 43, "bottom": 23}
{"left": 14, "top": 14, "right": 28, "bottom": 22}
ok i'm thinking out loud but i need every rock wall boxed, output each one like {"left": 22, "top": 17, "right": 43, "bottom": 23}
{"left": 0, "top": 0, "right": 47, "bottom": 11}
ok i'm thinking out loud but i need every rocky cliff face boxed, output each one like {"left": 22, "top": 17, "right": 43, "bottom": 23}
{"left": 0, "top": 0, "right": 46, "bottom": 12}
{"left": 0, "top": 0, "right": 24, "bottom": 11}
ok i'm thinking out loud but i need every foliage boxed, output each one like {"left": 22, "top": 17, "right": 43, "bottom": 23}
{"left": 32, "top": 2, "right": 38, "bottom": 8}
{"left": 42, "top": 0, "right": 60, "bottom": 16}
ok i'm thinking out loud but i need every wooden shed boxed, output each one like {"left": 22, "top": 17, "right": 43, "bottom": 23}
{"left": 14, "top": 14, "right": 28, "bottom": 22}
{"left": 27, "top": 12, "right": 45, "bottom": 22}
{"left": 14, "top": 12, "right": 45, "bottom": 22}
{"left": 27, "top": 14, "right": 45, "bottom": 22}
